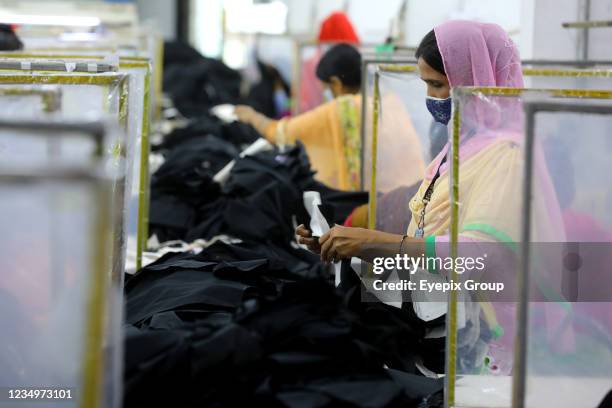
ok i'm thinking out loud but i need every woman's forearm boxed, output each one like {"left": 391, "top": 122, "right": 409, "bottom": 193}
{"left": 359, "top": 232, "right": 425, "bottom": 263}
{"left": 235, "top": 105, "right": 277, "bottom": 143}
{"left": 250, "top": 112, "right": 275, "bottom": 140}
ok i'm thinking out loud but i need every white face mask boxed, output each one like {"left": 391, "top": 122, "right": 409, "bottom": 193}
{"left": 322, "top": 88, "right": 334, "bottom": 102}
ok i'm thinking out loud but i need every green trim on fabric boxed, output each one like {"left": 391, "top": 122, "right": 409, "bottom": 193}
{"left": 461, "top": 223, "right": 571, "bottom": 311}
{"left": 461, "top": 223, "right": 518, "bottom": 252}
{"left": 425, "top": 235, "right": 438, "bottom": 274}
{"left": 337, "top": 95, "right": 361, "bottom": 191}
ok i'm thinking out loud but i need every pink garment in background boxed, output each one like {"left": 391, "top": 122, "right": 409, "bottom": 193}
{"left": 299, "top": 53, "right": 325, "bottom": 113}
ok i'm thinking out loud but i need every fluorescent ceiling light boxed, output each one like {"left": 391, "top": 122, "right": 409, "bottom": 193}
{"left": 0, "top": 14, "right": 101, "bottom": 27}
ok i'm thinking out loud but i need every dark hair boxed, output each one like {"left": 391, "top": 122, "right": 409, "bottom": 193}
{"left": 415, "top": 30, "right": 445, "bottom": 75}
{"left": 0, "top": 24, "right": 23, "bottom": 51}
{"left": 315, "top": 43, "right": 362, "bottom": 89}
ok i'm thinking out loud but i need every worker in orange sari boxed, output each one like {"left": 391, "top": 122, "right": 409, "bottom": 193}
{"left": 236, "top": 44, "right": 363, "bottom": 191}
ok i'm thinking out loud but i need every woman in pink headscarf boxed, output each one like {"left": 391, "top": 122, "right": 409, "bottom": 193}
{"left": 296, "top": 20, "right": 569, "bottom": 375}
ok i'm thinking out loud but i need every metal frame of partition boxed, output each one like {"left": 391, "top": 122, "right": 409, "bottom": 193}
{"left": 522, "top": 59, "right": 612, "bottom": 67}
{"left": 119, "top": 60, "right": 153, "bottom": 270}
{"left": 447, "top": 87, "right": 612, "bottom": 408}
{"left": 0, "top": 53, "right": 154, "bottom": 269}
{"left": 513, "top": 99, "right": 612, "bottom": 408}
{"left": 0, "top": 120, "right": 115, "bottom": 408}
{"left": 0, "top": 59, "right": 116, "bottom": 73}
{"left": 0, "top": 73, "right": 129, "bottom": 127}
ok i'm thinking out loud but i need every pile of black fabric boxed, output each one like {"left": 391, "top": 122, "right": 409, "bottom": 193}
{"left": 245, "top": 60, "right": 291, "bottom": 118}
{"left": 163, "top": 42, "right": 290, "bottom": 120}
{"left": 128, "top": 42, "right": 445, "bottom": 408}
{"left": 124, "top": 241, "right": 444, "bottom": 407}
{"left": 163, "top": 42, "right": 243, "bottom": 118}
{"left": 149, "top": 137, "right": 369, "bottom": 244}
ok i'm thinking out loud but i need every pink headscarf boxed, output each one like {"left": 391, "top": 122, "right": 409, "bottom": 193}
{"left": 426, "top": 21, "right": 525, "bottom": 179}
{"left": 434, "top": 20, "right": 523, "bottom": 89}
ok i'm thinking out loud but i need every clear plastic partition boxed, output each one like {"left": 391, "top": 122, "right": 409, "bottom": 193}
{"left": 118, "top": 61, "right": 153, "bottom": 270}
{"left": 447, "top": 87, "right": 527, "bottom": 408}
{"left": 364, "top": 65, "right": 612, "bottom": 231}
{"left": 360, "top": 59, "right": 415, "bottom": 189}
{"left": 0, "top": 120, "right": 126, "bottom": 279}
{"left": 0, "top": 122, "right": 122, "bottom": 408}
{"left": 446, "top": 88, "right": 612, "bottom": 408}
{"left": 0, "top": 56, "right": 154, "bottom": 268}
{"left": 365, "top": 64, "right": 439, "bottom": 234}
{"left": 516, "top": 99, "right": 612, "bottom": 408}
{"left": 292, "top": 42, "right": 387, "bottom": 115}
{"left": 0, "top": 125, "right": 106, "bottom": 168}
{"left": 0, "top": 72, "right": 127, "bottom": 123}
{"left": 0, "top": 73, "right": 130, "bottom": 271}
{"left": 0, "top": 86, "right": 61, "bottom": 116}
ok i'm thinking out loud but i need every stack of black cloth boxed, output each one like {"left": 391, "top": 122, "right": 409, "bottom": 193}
{"left": 149, "top": 138, "right": 368, "bottom": 245}
{"left": 163, "top": 42, "right": 243, "bottom": 118}
{"left": 134, "top": 44, "right": 445, "bottom": 407}
{"left": 124, "top": 241, "right": 444, "bottom": 407}
{"left": 162, "top": 42, "right": 290, "bottom": 120}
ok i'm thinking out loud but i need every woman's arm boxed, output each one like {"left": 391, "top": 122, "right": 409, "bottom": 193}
{"left": 236, "top": 101, "right": 336, "bottom": 147}
{"left": 297, "top": 224, "right": 425, "bottom": 263}
{"left": 235, "top": 105, "right": 277, "bottom": 142}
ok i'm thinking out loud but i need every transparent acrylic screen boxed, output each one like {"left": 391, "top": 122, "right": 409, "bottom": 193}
{"left": 524, "top": 106, "right": 612, "bottom": 408}
{"left": 367, "top": 68, "right": 445, "bottom": 234}
{"left": 0, "top": 179, "right": 99, "bottom": 406}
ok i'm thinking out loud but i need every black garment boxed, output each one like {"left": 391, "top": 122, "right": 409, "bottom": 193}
{"left": 599, "top": 390, "right": 612, "bottom": 408}
{"left": 150, "top": 141, "right": 368, "bottom": 244}
{"left": 124, "top": 241, "right": 443, "bottom": 408}
{"left": 149, "top": 135, "right": 236, "bottom": 242}
{"left": 245, "top": 60, "right": 291, "bottom": 119}
{"left": 164, "top": 57, "right": 242, "bottom": 118}
{"left": 125, "top": 241, "right": 322, "bottom": 326}
{"left": 164, "top": 41, "right": 207, "bottom": 68}
{"left": 153, "top": 115, "right": 261, "bottom": 154}
{"left": 339, "top": 259, "right": 446, "bottom": 375}
{"left": 0, "top": 24, "right": 23, "bottom": 51}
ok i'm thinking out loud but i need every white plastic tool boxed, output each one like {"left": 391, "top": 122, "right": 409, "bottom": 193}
{"left": 303, "top": 191, "right": 342, "bottom": 286}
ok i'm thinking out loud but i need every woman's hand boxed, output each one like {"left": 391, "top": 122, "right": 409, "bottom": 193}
{"left": 319, "top": 225, "right": 404, "bottom": 263}
{"left": 235, "top": 105, "right": 258, "bottom": 125}
{"left": 296, "top": 224, "right": 321, "bottom": 253}
{"left": 235, "top": 105, "right": 273, "bottom": 137}
{"left": 297, "top": 224, "right": 422, "bottom": 263}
